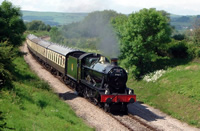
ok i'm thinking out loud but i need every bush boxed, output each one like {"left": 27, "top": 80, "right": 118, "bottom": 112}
{"left": 0, "top": 42, "right": 15, "bottom": 88}
{"left": 195, "top": 48, "right": 200, "bottom": 57}
{"left": 168, "top": 41, "right": 188, "bottom": 58}
{"left": 172, "top": 34, "right": 185, "bottom": 40}
{"left": 26, "top": 20, "right": 51, "bottom": 31}
{"left": 186, "top": 42, "right": 200, "bottom": 59}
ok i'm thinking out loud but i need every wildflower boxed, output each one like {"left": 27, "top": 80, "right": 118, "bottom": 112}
{"left": 143, "top": 70, "right": 166, "bottom": 82}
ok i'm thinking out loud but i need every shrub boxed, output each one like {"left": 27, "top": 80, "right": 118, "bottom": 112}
{"left": 168, "top": 41, "right": 188, "bottom": 58}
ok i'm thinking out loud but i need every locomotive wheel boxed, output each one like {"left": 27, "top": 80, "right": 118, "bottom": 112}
{"left": 75, "top": 86, "right": 83, "bottom": 97}
{"left": 83, "top": 88, "right": 89, "bottom": 98}
{"left": 104, "top": 103, "right": 111, "bottom": 112}
{"left": 93, "top": 98, "right": 99, "bottom": 105}
{"left": 63, "top": 76, "right": 70, "bottom": 85}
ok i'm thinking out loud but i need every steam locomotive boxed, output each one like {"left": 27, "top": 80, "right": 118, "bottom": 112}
{"left": 26, "top": 34, "right": 136, "bottom": 112}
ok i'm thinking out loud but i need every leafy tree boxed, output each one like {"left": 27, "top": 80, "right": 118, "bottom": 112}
{"left": 172, "top": 34, "right": 185, "bottom": 40}
{"left": 0, "top": 42, "right": 13, "bottom": 88}
{"left": 49, "top": 27, "right": 64, "bottom": 43}
{"left": 60, "top": 10, "right": 121, "bottom": 57}
{"left": 0, "top": 1, "right": 26, "bottom": 87}
{"left": 111, "top": 14, "right": 128, "bottom": 38}
{"left": 62, "top": 10, "right": 120, "bottom": 39}
{"left": 26, "top": 20, "right": 51, "bottom": 31}
{"left": 0, "top": 0, "right": 26, "bottom": 46}
{"left": 192, "top": 17, "right": 200, "bottom": 46}
{"left": 118, "top": 8, "right": 172, "bottom": 78}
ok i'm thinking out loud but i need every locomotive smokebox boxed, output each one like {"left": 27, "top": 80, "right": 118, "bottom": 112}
{"left": 111, "top": 58, "right": 118, "bottom": 66}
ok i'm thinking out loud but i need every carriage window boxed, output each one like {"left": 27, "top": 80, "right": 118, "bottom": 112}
{"left": 56, "top": 54, "right": 58, "bottom": 64}
{"left": 54, "top": 53, "right": 55, "bottom": 62}
{"left": 60, "top": 56, "right": 62, "bottom": 66}
{"left": 63, "top": 58, "right": 65, "bottom": 65}
{"left": 51, "top": 52, "right": 52, "bottom": 60}
{"left": 58, "top": 55, "right": 60, "bottom": 65}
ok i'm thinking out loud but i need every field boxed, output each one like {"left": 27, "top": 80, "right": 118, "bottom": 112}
{"left": 128, "top": 60, "right": 200, "bottom": 127}
{"left": 0, "top": 52, "right": 93, "bottom": 130}
{"left": 22, "top": 10, "right": 88, "bottom": 26}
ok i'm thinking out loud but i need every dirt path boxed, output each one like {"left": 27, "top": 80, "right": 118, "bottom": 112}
{"left": 21, "top": 43, "right": 200, "bottom": 131}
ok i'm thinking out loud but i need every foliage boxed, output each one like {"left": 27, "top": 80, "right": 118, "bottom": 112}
{"left": 25, "top": 20, "right": 51, "bottom": 31}
{"left": 0, "top": 56, "right": 93, "bottom": 130}
{"left": 0, "top": 0, "right": 26, "bottom": 47}
{"left": 0, "top": 1, "right": 26, "bottom": 88}
{"left": 167, "top": 40, "right": 188, "bottom": 58}
{"left": 115, "top": 8, "right": 172, "bottom": 78}
{"left": 61, "top": 10, "right": 119, "bottom": 39}
{"left": 49, "top": 27, "right": 64, "bottom": 43}
{"left": 61, "top": 10, "right": 120, "bottom": 39}
{"left": 0, "top": 42, "right": 14, "bottom": 88}
{"left": 50, "top": 10, "right": 122, "bottom": 57}
{"left": 172, "top": 34, "right": 185, "bottom": 40}
{"left": 22, "top": 11, "right": 88, "bottom": 26}
{"left": 0, "top": 111, "right": 6, "bottom": 130}
{"left": 111, "top": 14, "right": 128, "bottom": 38}
{"left": 24, "top": 30, "right": 50, "bottom": 37}
{"left": 128, "top": 62, "right": 200, "bottom": 127}
{"left": 192, "top": 17, "right": 200, "bottom": 46}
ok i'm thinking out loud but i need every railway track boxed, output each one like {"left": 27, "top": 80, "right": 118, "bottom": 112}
{"left": 100, "top": 105, "right": 160, "bottom": 131}
{"left": 29, "top": 45, "right": 160, "bottom": 131}
{"left": 36, "top": 36, "right": 159, "bottom": 130}
{"left": 84, "top": 97, "right": 160, "bottom": 131}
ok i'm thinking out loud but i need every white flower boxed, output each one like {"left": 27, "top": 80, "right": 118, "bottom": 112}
{"left": 143, "top": 70, "right": 166, "bottom": 82}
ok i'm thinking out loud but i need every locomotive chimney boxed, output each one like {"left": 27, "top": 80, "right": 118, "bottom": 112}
{"left": 111, "top": 58, "right": 118, "bottom": 66}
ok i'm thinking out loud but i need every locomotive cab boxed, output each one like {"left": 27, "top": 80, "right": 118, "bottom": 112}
{"left": 82, "top": 55, "right": 128, "bottom": 93}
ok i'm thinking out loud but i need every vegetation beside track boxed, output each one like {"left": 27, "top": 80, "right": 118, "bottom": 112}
{"left": 25, "top": 30, "right": 50, "bottom": 37}
{"left": 0, "top": 54, "right": 93, "bottom": 130}
{"left": 128, "top": 60, "right": 200, "bottom": 127}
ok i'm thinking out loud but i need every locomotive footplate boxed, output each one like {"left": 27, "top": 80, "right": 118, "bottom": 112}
{"left": 100, "top": 94, "right": 136, "bottom": 103}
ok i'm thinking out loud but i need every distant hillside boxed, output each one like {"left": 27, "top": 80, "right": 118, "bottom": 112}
{"left": 22, "top": 10, "right": 88, "bottom": 26}
{"left": 170, "top": 14, "right": 200, "bottom": 32}
{"left": 22, "top": 10, "right": 199, "bottom": 31}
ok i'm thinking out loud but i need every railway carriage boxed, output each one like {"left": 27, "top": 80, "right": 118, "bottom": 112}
{"left": 45, "top": 44, "right": 84, "bottom": 77}
{"left": 26, "top": 34, "right": 136, "bottom": 112}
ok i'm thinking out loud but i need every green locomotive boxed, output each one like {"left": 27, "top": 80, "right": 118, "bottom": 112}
{"left": 27, "top": 34, "right": 136, "bottom": 112}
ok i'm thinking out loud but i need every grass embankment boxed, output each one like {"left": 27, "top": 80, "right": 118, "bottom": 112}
{"left": 0, "top": 54, "right": 93, "bottom": 130}
{"left": 25, "top": 30, "right": 50, "bottom": 37}
{"left": 128, "top": 61, "right": 200, "bottom": 127}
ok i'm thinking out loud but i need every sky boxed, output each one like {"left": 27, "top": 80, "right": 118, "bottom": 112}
{"left": 1, "top": 0, "right": 200, "bottom": 15}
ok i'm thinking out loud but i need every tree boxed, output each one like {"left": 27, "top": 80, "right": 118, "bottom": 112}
{"left": 0, "top": 1, "right": 26, "bottom": 87}
{"left": 111, "top": 14, "right": 128, "bottom": 38}
{"left": 0, "top": 42, "right": 13, "bottom": 87}
{"left": 118, "top": 8, "right": 172, "bottom": 78}
{"left": 26, "top": 20, "right": 51, "bottom": 31}
{"left": 0, "top": 0, "right": 26, "bottom": 46}
{"left": 192, "top": 17, "right": 200, "bottom": 46}
{"left": 49, "top": 27, "right": 64, "bottom": 43}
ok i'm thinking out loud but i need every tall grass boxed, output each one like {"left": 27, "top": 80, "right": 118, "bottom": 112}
{"left": 0, "top": 55, "right": 93, "bottom": 130}
{"left": 128, "top": 62, "right": 200, "bottom": 127}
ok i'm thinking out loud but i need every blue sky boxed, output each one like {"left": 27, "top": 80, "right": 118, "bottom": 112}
{"left": 1, "top": 0, "right": 200, "bottom": 15}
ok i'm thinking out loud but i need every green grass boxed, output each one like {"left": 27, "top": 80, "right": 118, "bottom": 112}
{"left": 25, "top": 30, "right": 50, "bottom": 37}
{"left": 128, "top": 61, "right": 200, "bottom": 127}
{"left": 0, "top": 55, "right": 93, "bottom": 130}
{"left": 22, "top": 11, "right": 88, "bottom": 26}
